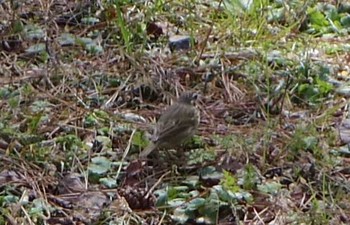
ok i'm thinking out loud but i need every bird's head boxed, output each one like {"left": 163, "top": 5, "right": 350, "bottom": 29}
{"left": 178, "top": 92, "right": 199, "bottom": 105}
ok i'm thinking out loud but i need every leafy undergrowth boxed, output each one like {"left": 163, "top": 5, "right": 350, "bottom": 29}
{"left": 1, "top": 0, "right": 350, "bottom": 224}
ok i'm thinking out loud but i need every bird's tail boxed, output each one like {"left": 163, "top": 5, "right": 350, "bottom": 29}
{"left": 139, "top": 142, "right": 156, "bottom": 159}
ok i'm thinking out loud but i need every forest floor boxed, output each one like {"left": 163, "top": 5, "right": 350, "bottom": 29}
{"left": 1, "top": 0, "right": 350, "bottom": 224}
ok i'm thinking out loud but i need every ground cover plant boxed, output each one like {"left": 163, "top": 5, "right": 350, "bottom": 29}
{"left": 1, "top": 0, "right": 350, "bottom": 224}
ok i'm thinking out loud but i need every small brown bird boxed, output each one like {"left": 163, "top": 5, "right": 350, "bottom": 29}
{"left": 139, "top": 92, "right": 200, "bottom": 158}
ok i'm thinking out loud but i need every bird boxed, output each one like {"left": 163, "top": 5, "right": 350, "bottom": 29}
{"left": 139, "top": 92, "right": 200, "bottom": 159}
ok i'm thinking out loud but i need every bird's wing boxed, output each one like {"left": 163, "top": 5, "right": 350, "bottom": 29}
{"left": 152, "top": 102, "right": 199, "bottom": 141}
{"left": 156, "top": 120, "right": 197, "bottom": 142}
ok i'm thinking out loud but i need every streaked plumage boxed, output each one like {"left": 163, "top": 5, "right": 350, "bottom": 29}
{"left": 139, "top": 92, "right": 200, "bottom": 158}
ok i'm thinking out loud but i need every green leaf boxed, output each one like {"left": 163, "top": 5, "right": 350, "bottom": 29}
{"left": 27, "top": 113, "right": 43, "bottom": 133}
{"left": 57, "top": 33, "right": 76, "bottom": 46}
{"left": 186, "top": 198, "right": 206, "bottom": 210}
{"left": 168, "top": 198, "right": 185, "bottom": 208}
{"left": 132, "top": 131, "right": 148, "bottom": 148}
{"left": 76, "top": 37, "right": 93, "bottom": 46}
{"left": 215, "top": 183, "right": 253, "bottom": 203}
{"left": 0, "top": 86, "right": 11, "bottom": 99}
{"left": 81, "top": 17, "right": 100, "bottom": 25}
{"left": 316, "top": 77, "right": 333, "bottom": 94}
{"left": 172, "top": 207, "right": 190, "bottom": 224}
{"left": 182, "top": 176, "right": 200, "bottom": 189}
{"left": 341, "top": 15, "right": 350, "bottom": 27}
{"left": 257, "top": 182, "right": 282, "bottom": 195}
{"left": 56, "top": 135, "right": 83, "bottom": 150}
{"left": 22, "top": 83, "right": 33, "bottom": 97}
{"left": 94, "top": 136, "right": 112, "bottom": 152}
{"left": 88, "top": 156, "right": 112, "bottom": 175}
{"left": 308, "top": 8, "right": 329, "bottom": 27}
{"left": 324, "top": 6, "right": 339, "bottom": 22}
{"left": 25, "top": 43, "right": 46, "bottom": 54}
{"left": 241, "top": 164, "right": 260, "bottom": 190}
{"left": 1, "top": 195, "right": 19, "bottom": 206}
{"left": 12, "top": 20, "right": 24, "bottom": 33}
{"left": 8, "top": 95, "right": 20, "bottom": 109}
{"left": 99, "top": 177, "right": 117, "bottom": 188}
{"left": 85, "top": 42, "right": 104, "bottom": 54}
{"left": 23, "top": 24, "right": 45, "bottom": 40}
{"left": 303, "top": 136, "right": 318, "bottom": 150}
{"left": 221, "top": 170, "right": 240, "bottom": 192}
{"left": 187, "top": 148, "right": 216, "bottom": 165}
{"left": 84, "top": 113, "right": 99, "bottom": 127}
{"left": 154, "top": 189, "right": 168, "bottom": 206}
{"left": 29, "top": 199, "right": 46, "bottom": 215}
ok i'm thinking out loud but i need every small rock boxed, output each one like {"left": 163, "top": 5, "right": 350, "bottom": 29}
{"left": 169, "top": 35, "right": 192, "bottom": 51}
{"left": 122, "top": 112, "right": 147, "bottom": 123}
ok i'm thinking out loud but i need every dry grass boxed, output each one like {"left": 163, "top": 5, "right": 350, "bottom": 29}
{"left": 1, "top": 0, "right": 350, "bottom": 224}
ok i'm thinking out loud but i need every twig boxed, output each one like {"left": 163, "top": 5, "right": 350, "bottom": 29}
{"left": 145, "top": 171, "right": 171, "bottom": 199}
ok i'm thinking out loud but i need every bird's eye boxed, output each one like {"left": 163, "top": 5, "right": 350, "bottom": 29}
{"left": 191, "top": 93, "right": 198, "bottom": 100}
